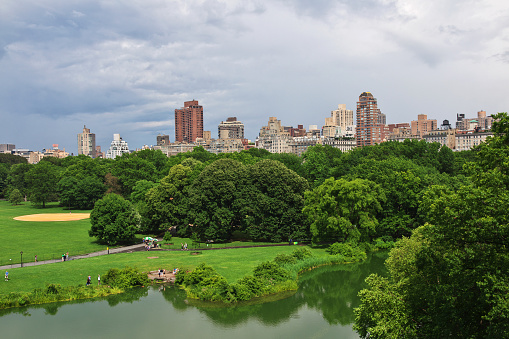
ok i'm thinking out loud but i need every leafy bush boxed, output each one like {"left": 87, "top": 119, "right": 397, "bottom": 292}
{"left": 291, "top": 247, "right": 312, "bottom": 260}
{"left": 253, "top": 261, "right": 292, "bottom": 284}
{"left": 182, "top": 263, "right": 217, "bottom": 286}
{"left": 373, "top": 236, "right": 395, "bottom": 249}
{"left": 326, "top": 242, "right": 367, "bottom": 261}
{"left": 102, "top": 267, "right": 149, "bottom": 289}
{"left": 9, "top": 189, "right": 23, "bottom": 205}
{"left": 163, "top": 232, "right": 172, "bottom": 243}
{"left": 274, "top": 253, "right": 297, "bottom": 266}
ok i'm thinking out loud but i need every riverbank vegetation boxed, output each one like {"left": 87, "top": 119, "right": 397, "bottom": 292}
{"left": 175, "top": 246, "right": 369, "bottom": 303}
{"left": 2, "top": 114, "right": 506, "bottom": 331}
{"left": 0, "top": 266, "right": 148, "bottom": 309}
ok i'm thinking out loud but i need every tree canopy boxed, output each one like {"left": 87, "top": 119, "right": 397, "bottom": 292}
{"left": 89, "top": 194, "right": 140, "bottom": 245}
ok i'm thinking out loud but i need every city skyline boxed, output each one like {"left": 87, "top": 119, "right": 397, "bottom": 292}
{"left": 1, "top": 1, "right": 509, "bottom": 154}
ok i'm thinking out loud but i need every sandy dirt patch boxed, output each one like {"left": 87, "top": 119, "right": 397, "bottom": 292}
{"left": 14, "top": 213, "right": 90, "bottom": 222}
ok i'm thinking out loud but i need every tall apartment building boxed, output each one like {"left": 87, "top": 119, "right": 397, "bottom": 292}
{"left": 106, "top": 134, "right": 130, "bottom": 159}
{"left": 356, "top": 92, "right": 384, "bottom": 146}
{"left": 323, "top": 104, "right": 355, "bottom": 138}
{"left": 411, "top": 114, "right": 437, "bottom": 138}
{"left": 77, "top": 125, "right": 96, "bottom": 158}
{"left": 175, "top": 100, "right": 203, "bottom": 143}
{"left": 218, "top": 117, "right": 244, "bottom": 139}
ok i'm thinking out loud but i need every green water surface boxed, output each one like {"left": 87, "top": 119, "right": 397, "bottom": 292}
{"left": 0, "top": 252, "right": 388, "bottom": 339}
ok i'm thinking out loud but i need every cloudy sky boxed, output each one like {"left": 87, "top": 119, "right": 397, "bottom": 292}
{"left": 1, "top": 0, "right": 509, "bottom": 154}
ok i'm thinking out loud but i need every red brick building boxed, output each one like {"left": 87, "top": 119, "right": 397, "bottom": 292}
{"left": 175, "top": 100, "right": 203, "bottom": 143}
{"left": 356, "top": 92, "right": 385, "bottom": 146}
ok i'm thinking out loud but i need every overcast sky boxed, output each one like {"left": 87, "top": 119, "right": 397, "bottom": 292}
{"left": 1, "top": 0, "right": 509, "bottom": 154}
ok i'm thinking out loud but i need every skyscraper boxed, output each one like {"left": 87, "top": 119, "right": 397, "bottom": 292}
{"left": 356, "top": 92, "right": 384, "bottom": 146}
{"left": 77, "top": 125, "right": 96, "bottom": 158}
{"left": 218, "top": 117, "right": 244, "bottom": 139}
{"left": 175, "top": 100, "right": 203, "bottom": 143}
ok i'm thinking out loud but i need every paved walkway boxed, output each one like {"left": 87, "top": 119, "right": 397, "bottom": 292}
{"left": 0, "top": 243, "right": 147, "bottom": 270}
{"left": 0, "top": 242, "right": 297, "bottom": 270}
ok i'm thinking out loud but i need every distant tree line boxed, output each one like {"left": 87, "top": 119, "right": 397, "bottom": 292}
{"left": 1, "top": 138, "right": 470, "bottom": 245}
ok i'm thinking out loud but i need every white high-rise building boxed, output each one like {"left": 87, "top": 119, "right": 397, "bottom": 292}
{"left": 106, "top": 134, "right": 130, "bottom": 159}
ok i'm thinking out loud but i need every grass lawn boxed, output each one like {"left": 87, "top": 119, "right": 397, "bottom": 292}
{"left": 0, "top": 200, "right": 330, "bottom": 297}
{"left": 0, "top": 201, "right": 106, "bottom": 266}
{"left": 0, "top": 245, "right": 328, "bottom": 294}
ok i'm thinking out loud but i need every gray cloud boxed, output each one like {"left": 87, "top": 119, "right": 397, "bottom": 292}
{"left": 1, "top": 0, "right": 509, "bottom": 154}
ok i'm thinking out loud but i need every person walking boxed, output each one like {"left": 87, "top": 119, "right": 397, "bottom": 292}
{"left": 4, "top": 271, "right": 8, "bottom": 281}
{"left": 86, "top": 275, "right": 91, "bottom": 286}
{"left": 98, "top": 274, "right": 101, "bottom": 285}
{"left": 35, "top": 255, "right": 37, "bottom": 263}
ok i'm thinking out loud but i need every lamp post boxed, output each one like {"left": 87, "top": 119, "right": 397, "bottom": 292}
{"left": 20, "top": 251, "right": 23, "bottom": 268}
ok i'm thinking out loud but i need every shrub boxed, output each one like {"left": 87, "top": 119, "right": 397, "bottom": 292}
{"left": 253, "top": 261, "right": 292, "bottom": 284}
{"left": 373, "top": 236, "right": 395, "bottom": 250}
{"left": 291, "top": 247, "right": 312, "bottom": 260}
{"left": 9, "top": 189, "right": 23, "bottom": 205}
{"left": 274, "top": 253, "right": 297, "bottom": 266}
{"left": 326, "top": 242, "right": 367, "bottom": 261}
{"left": 236, "top": 275, "right": 264, "bottom": 297}
{"left": 102, "top": 267, "right": 149, "bottom": 289}
{"left": 183, "top": 263, "right": 217, "bottom": 286}
{"left": 163, "top": 232, "right": 172, "bottom": 243}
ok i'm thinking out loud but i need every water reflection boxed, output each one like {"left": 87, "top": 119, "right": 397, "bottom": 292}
{"left": 160, "top": 251, "right": 388, "bottom": 327}
{"left": 0, "top": 251, "right": 387, "bottom": 338}
{"left": 0, "top": 286, "right": 148, "bottom": 318}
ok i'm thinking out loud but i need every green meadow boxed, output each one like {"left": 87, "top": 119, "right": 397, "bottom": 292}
{"left": 0, "top": 200, "right": 329, "bottom": 296}
{"left": 0, "top": 245, "right": 323, "bottom": 294}
{"left": 0, "top": 201, "right": 104, "bottom": 266}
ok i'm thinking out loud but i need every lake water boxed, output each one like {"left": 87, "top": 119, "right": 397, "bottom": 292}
{"left": 0, "top": 252, "right": 387, "bottom": 339}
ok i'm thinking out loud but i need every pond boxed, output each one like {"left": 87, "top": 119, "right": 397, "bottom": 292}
{"left": 0, "top": 252, "right": 387, "bottom": 339}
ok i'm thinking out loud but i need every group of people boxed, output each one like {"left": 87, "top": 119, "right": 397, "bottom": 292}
{"left": 86, "top": 274, "right": 100, "bottom": 286}
{"left": 181, "top": 243, "right": 188, "bottom": 250}
{"left": 61, "top": 252, "right": 69, "bottom": 262}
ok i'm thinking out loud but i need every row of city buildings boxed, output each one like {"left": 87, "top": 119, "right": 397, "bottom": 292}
{"left": 1, "top": 93, "right": 497, "bottom": 163}
{"left": 153, "top": 93, "right": 495, "bottom": 157}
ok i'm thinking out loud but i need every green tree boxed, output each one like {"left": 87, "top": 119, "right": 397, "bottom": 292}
{"left": 111, "top": 155, "right": 157, "bottom": 195}
{"left": 0, "top": 163, "right": 9, "bottom": 198}
{"left": 303, "top": 178, "right": 385, "bottom": 243}
{"left": 59, "top": 176, "right": 106, "bottom": 210}
{"left": 7, "top": 163, "right": 32, "bottom": 199}
{"left": 0, "top": 153, "right": 27, "bottom": 166}
{"left": 89, "top": 193, "right": 140, "bottom": 245}
{"left": 241, "top": 159, "right": 309, "bottom": 242}
{"left": 25, "top": 162, "right": 59, "bottom": 208}
{"left": 60, "top": 156, "right": 110, "bottom": 181}
{"left": 144, "top": 164, "right": 194, "bottom": 233}
{"left": 301, "top": 144, "right": 342, "bottom": 187}
{"left": 354, "top": 113, "right": 509, "bottom": 338}
{"left": 9, "top": 188, "right": 23, "bottom": 205}
{"left": 187, "top": 159, "right": 246, "bottom": 241}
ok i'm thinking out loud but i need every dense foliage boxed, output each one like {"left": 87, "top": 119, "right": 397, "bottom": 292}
{"left": 89, "top": 194, "right": 140, "bottom": 245}
{"left": 353, "top": 113, "right": 509, "bottom": 338}
{"left": 102, "top": 266, "right": 150, "bottom": 289}
{"left": 0, "top": 138, "right": 473, "bottom": 247}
